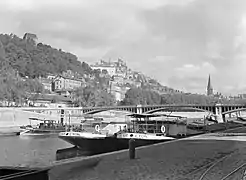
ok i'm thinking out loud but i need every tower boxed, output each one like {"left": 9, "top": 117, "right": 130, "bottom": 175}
{"left": 207, "top": 74, "right": 213, "bottom": 96}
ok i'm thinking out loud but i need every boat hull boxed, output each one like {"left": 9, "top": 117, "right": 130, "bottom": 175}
{"left": 59, "top": 134, "right": 172, "bottom": 156}
{"left": 20, "top": 128, "right": 65, "bottom": 136}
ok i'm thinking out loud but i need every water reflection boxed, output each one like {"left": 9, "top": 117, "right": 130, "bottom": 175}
{"left": 0, "top": 135, "right": 72, "bottom": 167}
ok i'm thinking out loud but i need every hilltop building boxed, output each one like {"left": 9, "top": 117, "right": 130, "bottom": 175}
{"left": 207, "top": 74, "right": 213, "bottom": 96}
{"left": 90, "top": 59, "right": 127, "bottom": 77}
{"left": 23, "top": 33, "right": 38, "bottom": 45}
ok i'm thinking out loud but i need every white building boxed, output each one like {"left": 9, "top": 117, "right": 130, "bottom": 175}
{"left": 91, "top": 65, "right": 116, "bottom": 77}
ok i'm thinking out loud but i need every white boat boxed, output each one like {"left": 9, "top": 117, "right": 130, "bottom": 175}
{"left": 58, "top": 113, "right": 186, "bottom": 155}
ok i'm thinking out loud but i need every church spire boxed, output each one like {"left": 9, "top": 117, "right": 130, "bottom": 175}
{"left": 207, "top": 74, "right": 213, "bottom": 96}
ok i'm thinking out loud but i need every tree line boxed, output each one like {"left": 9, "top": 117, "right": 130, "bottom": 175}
{"left": 72, "top": 86, "right": 115, "bottom": 107}
{"left": 0, "top": 67, "right": 44, "bottom": 106}
{"left": 0, "top": 33, "right": 115, "bottom": 106}
{"left": 120, "top": 87, "right": 244, "bottom": 106}
{"left": 0, "top": 34, "right": 93, "bottom": 78}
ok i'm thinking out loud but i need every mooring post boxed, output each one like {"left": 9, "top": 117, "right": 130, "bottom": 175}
{"left": 129, "top": 138, "right": 136, "bottom": 159}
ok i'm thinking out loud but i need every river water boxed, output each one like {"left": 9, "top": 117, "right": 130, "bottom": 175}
{"left": 0, "top": 109, "right": 245, "bottom": 168}
{"left": 0, "top": 135, "right": 72, "bottom": 167}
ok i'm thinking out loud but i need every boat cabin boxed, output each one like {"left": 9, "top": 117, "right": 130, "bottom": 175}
{"left": 29, "top": 118, "right": 64, "bottom": 130}
{"left": 127, "top": 113, "right": 187, "bottom": 137}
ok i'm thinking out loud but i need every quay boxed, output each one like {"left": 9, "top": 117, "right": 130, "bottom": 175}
{"left": 46, "top": 126, "right": 246, "bottom": 180}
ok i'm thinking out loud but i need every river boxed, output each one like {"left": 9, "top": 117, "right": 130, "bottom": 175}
{"left": 0, "top": 135, "right": 72, "bottom": 167}
{"left": 0, "top": 109, "right": 245, "bottom": 168}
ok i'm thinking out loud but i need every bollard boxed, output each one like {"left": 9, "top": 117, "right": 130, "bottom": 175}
{"left": 129, "top": 138, "right": 136, "bottom": 159}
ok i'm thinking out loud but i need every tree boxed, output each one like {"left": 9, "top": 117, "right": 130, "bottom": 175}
{"left": 0, "top": 34, "right": 93, "bottom": 78}
{"left": 72, "top": 86, "right": 115, "bottom": 107}
{"left": 23, "top": 79, "right": 44, "bottom": 103}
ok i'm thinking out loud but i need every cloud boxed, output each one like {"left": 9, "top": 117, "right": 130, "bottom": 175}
{"left": 175, "top": 62, "right": 216, "bottom": 77}
{"left": 168, "top": 62, "right": 216, "bottom": 93}
{"left": 141, "top": 0, "right": 246, "bottom": 62}
{"left": 139, "top": 0, "right": 246, "bottom": 94}
{"left": 168, "top": 76, "right": 208, "bottom": 93}
{"left": 0, "top": 0, "right": 246, "bottom": 95}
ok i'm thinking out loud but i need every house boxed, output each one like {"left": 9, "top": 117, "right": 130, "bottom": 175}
{"left": 47, "top": 74, "right": 57, "bottom": 80}
{"left": 112, "top": 75, "right": 124, "bottom": 85}
{"left": 108, "top": 83, "right": 130, "bottom": 102}
{"left": 52, "top": 75, "right": 84, "bottom": 91}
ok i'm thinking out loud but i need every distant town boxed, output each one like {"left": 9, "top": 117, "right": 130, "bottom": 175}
{"left": 0, "top": 33, "right": 245, "bottom": 109}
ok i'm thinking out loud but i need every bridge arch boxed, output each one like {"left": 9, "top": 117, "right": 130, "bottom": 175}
{"left": 144, "top": 107, "right": 214, "bottom": 115}
{"left": 222, "top": 107, "right": 246, "bottom": 115}
{"left": 83, "top": 108, "right": 135, "bottom": 115}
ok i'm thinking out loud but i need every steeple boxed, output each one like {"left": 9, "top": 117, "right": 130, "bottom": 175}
{"left": 207, "top": 74, "right": 213, "bottom": 96}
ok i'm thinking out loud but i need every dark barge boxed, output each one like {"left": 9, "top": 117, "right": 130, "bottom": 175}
{"left": 0, "top": 166, "right": 49, "bottom": 180}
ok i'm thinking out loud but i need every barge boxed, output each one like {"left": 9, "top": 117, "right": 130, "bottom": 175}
{"left": 19, "top": 118, "right": 65, "bottom": 136}
{"left": 58, "top": 113, "right": 188, "bottom": 155}
{"left": 0, "top": 166, "right": 49, "bottom": 180}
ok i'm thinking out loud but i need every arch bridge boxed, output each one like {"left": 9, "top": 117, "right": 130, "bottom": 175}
{"left": 82, "top": 103, "right": 246, "bottom": 122}
{"left": 7, "top": 103, "right": 246, "bottom": 123}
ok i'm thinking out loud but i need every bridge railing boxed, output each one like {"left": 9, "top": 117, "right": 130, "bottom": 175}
{"left": 0, "top": 104, "right": 245, "bottom": 111}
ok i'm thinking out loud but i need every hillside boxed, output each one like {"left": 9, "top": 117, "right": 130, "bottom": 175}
{"left": 0, "top": 33, "right": 240, "bottom": 107}
{"left": 0, "top": 33, "right": 93, "bottom": 78}
{"left": 0, "top": 33, "right": 179, "bottom": 94}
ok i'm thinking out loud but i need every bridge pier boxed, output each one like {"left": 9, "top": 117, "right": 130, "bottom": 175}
{"left": 215, "top": 104, "right": 225, "bottom": 123}
{"left": 237, "top": 111, "right": 241, "bottom": 117}
{"left": 136, "top": 105, "right": 143, "bottom": 114}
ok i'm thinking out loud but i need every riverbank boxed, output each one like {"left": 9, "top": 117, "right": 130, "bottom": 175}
{"left": 48, "top": 127, "right": 246, "bottom": 180}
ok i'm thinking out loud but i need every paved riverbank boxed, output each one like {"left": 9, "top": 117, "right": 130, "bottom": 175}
{"left": 49, "top": 128, "right": 246, "bottom": 180}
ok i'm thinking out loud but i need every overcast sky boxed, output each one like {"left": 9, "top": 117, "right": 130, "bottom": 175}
{"left": 1, "top": 0, "right": 246, "bottom": 95}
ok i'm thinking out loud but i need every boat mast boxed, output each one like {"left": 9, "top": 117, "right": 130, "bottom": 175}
{"left": 145, "top": 115, "right": 147, "bottom": 133}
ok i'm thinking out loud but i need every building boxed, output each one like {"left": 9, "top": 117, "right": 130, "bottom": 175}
{"left": 207, "top": 74, "right": 213, "bottom": 96}
{"left": 29, "top": 94, "right": 73, "bottom": 108}
{"left": 238, "top": 94, "right": 246, "bottom": 99}
{"left": 90, "top": 58, "right": 128, "bottom": 77}
{"left": 108, "top": 82, "right": 130, "bottom": 102}
{"left": 46, "top": 74, "right": 57, "bottom": 80}
{"left": 23, "top": 33, "right": 38, "bottom": 45}
{"left": 91, "top": 64, "right": 116, "bottom": 76}
{"left": 112, "top": 75, "right": 124, "bottom": 85}
{"left": 124, "top": 79, "right": 141, "bottom": 88}
{"left": 52, "top": 75, "right": 84, "bottom": 92}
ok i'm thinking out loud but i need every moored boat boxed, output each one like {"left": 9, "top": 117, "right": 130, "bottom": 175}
{"left": 58, "top": 113, "right": 187, "bottom": 155}
{"left": 20, "top": 118, "right": 65, "bottom": 136}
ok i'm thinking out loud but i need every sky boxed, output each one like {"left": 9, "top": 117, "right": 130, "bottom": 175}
{"left": 1, "top": 0, "right": 246, "bottom": 95}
